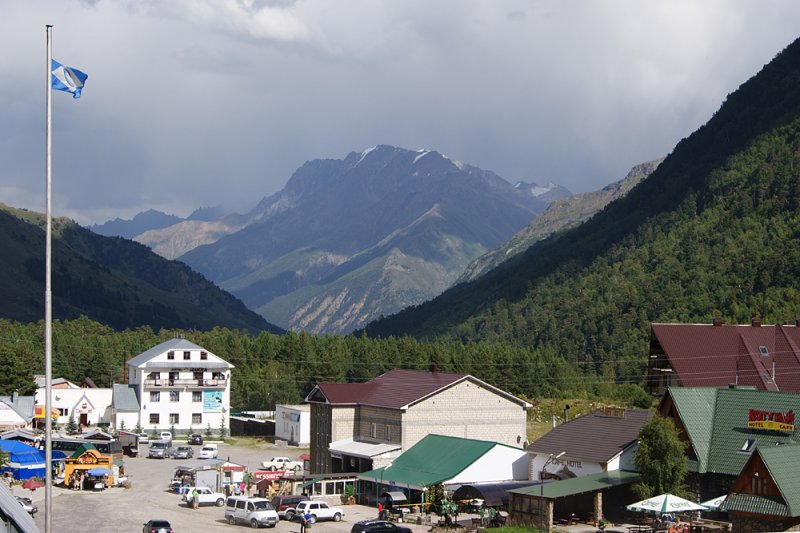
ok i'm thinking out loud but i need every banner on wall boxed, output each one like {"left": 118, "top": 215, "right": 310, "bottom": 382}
{"left": 203, "top": 390, "right": 224, "bottom": 412}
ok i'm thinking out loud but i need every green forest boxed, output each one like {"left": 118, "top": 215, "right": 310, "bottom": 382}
{"left": 0, "top": 316, "right": 651, "bottom": 410}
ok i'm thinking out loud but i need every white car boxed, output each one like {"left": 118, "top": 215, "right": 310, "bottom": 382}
{"left": 198, "top": 444, "right": 218, "bottom": 459}
{"left": 294, "top": 500, "right": 344, "bottom": 522}
{"left": 260, "top": 456, "right": 302, "bottom": 471}
{"left": 138, "top": 433, "right": 149, "bottom": 444}
{"left": 159, "top": 431, "right": 173, "bottom": 443}
{"left": 182, "top": 486, "right": 225, "bottom": 507}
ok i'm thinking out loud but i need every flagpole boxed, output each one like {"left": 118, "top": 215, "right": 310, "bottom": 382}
{"left": 45, "top": 23, "right": 54, "bottom": 533}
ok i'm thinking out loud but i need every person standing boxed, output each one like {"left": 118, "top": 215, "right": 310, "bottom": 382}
{"left": 192, "top": 488, "right": 200, "bottom": 510}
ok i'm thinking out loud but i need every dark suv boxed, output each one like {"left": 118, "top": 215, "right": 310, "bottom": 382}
{"left": 270, "top": 495, "right": 305, "bottom": 520}
{"left": 350, "top": 520, "right": 412, "bottom": 533}
{"left": 188, "top": 433, "right": 203, "bottom": 445}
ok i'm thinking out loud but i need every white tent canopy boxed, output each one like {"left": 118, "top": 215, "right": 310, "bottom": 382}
{"left": 627, "top": 493, "right": 708, "bottom": 514}
{"left": 700, "top": 495, "right": 727, "bottom": 510}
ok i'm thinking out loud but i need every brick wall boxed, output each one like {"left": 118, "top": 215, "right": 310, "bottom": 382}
{"left": 402, "top": 380, "right": 526, "bottom": 450}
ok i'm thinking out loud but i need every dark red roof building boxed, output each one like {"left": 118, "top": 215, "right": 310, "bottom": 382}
{"left": 647, "top": 317, "right": 800, "bottom": 395}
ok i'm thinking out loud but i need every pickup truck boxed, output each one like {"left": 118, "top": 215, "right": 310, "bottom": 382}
{"left": 260, "top": 456, "right": 303, "bottom": 471}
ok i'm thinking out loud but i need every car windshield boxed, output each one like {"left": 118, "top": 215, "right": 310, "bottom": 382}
{"left": 253, "top": 501, "right": 274, "bottom": 510}
{"left": 177, "top": 447, "right": 190, "bottom": 451}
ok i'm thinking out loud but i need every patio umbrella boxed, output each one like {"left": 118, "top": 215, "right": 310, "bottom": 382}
{"left": 700, "top": 495, "right": 727, "bottom": 510}
{"left": 86, "top": 467, "right": 112, "bottom": 476}
{"left": 627, "top": 493, "right": 708, "bottom": 514}
{"left": 21, "top": 479, "right": 44, "bottom": 491}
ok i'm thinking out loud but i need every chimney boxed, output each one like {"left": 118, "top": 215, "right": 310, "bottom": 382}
{"left": 563, "top": 404, "right": 570, "bottom": 423}
{"left": 429, "top": 362, "right": 438, "bottom": 374}
{"left": 11, "top": 390, "right": 18, "bottom": 403}
{"left": 796, "top": 316, "right": 800, "bottom": 328}
{"left": 712, "top": 316, "right": 722, "bottom": 327}
{"left": 752, "top": 315, "right": 762, "bottom": 327}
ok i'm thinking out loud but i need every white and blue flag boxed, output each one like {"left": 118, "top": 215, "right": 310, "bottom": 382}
{"left": 51, "top": 59, "right": 88, "bottom": 99}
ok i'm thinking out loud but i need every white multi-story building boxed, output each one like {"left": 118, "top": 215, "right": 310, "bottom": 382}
{"left": 115, "top": 338, "right": 234, "bottom": 433}
{"left": 275, "top": 404, "right": 310, "bottom": 446}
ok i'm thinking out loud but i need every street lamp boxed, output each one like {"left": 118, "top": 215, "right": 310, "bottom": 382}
{"left": 540, "top": 452, "right": 565, "bottom": 529}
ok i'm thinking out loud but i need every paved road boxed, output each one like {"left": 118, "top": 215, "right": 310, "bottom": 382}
{"left": 19, "top": 440, "right": 433, "bottom": 532}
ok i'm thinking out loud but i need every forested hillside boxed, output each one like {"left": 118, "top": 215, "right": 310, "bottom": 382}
{"left": 0, "top": 317, "right": 650, "bottom": 409}
{"left": 365, "top": 37, "right": 800, "bottom": 385}
{"left": 0, "top": 204, "right": 280, "bottom": 334}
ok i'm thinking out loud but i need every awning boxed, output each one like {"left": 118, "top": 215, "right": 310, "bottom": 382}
{"left": 453, "top": 482, "right": 539, "bottom": 507}
{"left": 509, "top": 470, "right": 640, "bottom": 500}
{"left": 329, "top": 438, "right": 401, "bottom": 459}
{"left": 300, "top": 476, "right": 325, "bottom": 488}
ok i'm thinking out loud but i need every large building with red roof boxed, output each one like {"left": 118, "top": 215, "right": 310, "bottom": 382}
{"left": 647, "top": 317, "right": 800, "bottom": 395}
{"left": 305, "top": 368, "right": 531, "bottom": 475}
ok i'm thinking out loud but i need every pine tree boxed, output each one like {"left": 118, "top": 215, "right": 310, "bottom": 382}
{"left": 66, "top": 414, "right": 78, "bottom": 435}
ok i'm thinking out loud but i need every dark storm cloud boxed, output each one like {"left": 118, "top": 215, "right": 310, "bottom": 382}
{"left": 2, "top": 1, "right": 800, "bottom": 224}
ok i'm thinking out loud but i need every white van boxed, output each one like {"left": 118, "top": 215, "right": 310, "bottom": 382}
{"left": 224, "top": 496, "right": 279, "bottom": 528}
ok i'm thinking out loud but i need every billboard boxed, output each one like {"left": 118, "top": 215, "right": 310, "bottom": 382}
{"left": 203, "top": 390, "right": 224, "bottom": 412}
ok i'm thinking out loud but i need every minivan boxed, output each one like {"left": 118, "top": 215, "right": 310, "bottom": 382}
{"left": 148, "top": 439, "right": 171, "bottom": 459}
{"left": 224, "top": 496, "right": 279, "bottom": 528}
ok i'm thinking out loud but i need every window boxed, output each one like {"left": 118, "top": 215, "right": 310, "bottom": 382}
{"left": 183, "top": 351, "right": 191, "bottom": 360}
{"left": 192, "top": 391, "right": 202, "bottom": 402}
{"left": 169, "top": 391, "right": 180, "bottom": 402}
{"left": 169, "top": 413, "right": 179, "bottom": 424}
{"left": 201, "top": 351, "right": 208, "bottom": 360}
{"left": 192, "top": 413, "right": 202, "bottom": 424}
{"left": 147, "top": 372, "right": 159, "bottom": 380}
{"left": 371, "top": 423, "right": 377, "bottom": 439}
{"left": 167, "top": 351, "right": 174, "bottom": 360}
{"left": 150, "top": 391, "right": 160, "bottom": 402}
{"left": 149, "top": 413, "right": 159, "bottom": 424}
{"left": 751, "top": 474, "right": 767, "bottom": 494}
{"left": 741, "top": 439, "right": 756, "bottom": 453}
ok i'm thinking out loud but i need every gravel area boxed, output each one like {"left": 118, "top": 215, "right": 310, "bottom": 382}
{"left": 16, "top": 439, "right": 435, "bottom": 532}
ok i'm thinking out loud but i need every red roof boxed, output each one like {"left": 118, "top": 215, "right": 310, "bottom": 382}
{"left": 311, "top": 369, "right": 469, "bottom": 409}
{"left": 651, "top": 323, "right": 800, "bottom": 391}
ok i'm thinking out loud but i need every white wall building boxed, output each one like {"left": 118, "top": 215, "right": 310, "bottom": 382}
{"left": 35, "top": 384, "right": 112, "bottom": 428}
{"left": 120, "top": 338, "right": 234, "bottom": 433}
{"left": 275, "top": 404, "right": 310, "bottom": 446}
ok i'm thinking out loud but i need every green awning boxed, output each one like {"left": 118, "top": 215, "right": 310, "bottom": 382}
{"left": 509, "top": 470, "right": 640, "bottom": 500}
{"left": 300, "top": 476, "right": 325, "bottom": 488}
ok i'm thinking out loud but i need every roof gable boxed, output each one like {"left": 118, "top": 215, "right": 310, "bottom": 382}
{"left": 306, "top": 369, "right": 530, "bottom": 410}
{"left": 652, "top": 323, "right": 800, "bottom": 391}
{"left": 662, "top": 388, "right": 718, "bottom": 472}
{"left": 127, "top": 338, "right": 232, "bottom": 368}
{"left": 528, "top": 408, "right": 652, "bottom": 462}
{"left": 758, "top": 444, "right": 800, "bottom": 516}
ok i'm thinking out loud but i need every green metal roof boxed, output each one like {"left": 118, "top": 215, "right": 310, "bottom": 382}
{"left": 358, "top": 434, "right": 498, "bottom": 488}
{"left": 666, "top": 387, "right": 717, "bottom": 472}
{"left": 722, "top": 492, "right": 789, "bottom": 516}
{"left": 758, "top": 444, "right": 800, "bottom": 516}
{"left": 509, "top": 470, "right": 640, "bottom": 500}
{"left": 70, "top": 442, "right": 98, "bottom": 459}
{"left": 667, "top": 387, "right": 800, "bottom": 475}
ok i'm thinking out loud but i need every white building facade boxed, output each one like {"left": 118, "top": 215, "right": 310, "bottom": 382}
{"left": 275, "top": 404, "right": 310, "bottom": 446}
{"left": 35, "top": 384, "right": 112, "bottom": 428}
{"left": 123, "top": 339, "right": 234, "bottom": 433}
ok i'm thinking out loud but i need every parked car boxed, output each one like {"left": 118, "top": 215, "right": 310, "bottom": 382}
{"left": 142, "top": 519, "right": 172, "bottom": 533}
{"left": 16, "top": 497, "right": 37, "bottom": 515}
{"left": 294, "top": 500, "right": 344, "bottom": 522}
{"left": 172, "top": 446, "right": 193, "bottom": 459}
{"left": 224, "top": 496, "right": 279, "bottom": 528}
{"left": 350, "top": 520, "right": 412, "bottom": 533}
{"left": 159, "top": 431, "right": 173, "bottom": 443}
{"left": 270, "top": 495, "right": 305, "bottom": 520}
{"left": 260, "top": 456, "right": 302, "bottom": 471}
{"left": 187, "top": 433, "right": 203, "bottom": 445}
{"left": 182, "top": 486, "right": 226, "bottom": 507}
{"left": 198, "top": 443, "right": 218, "bottom": 459}
{"left": 138, "top": 433, "right": 149, "bottom": 444}
{"left": 148, "top": 440, "right": 172, "bottom": 459}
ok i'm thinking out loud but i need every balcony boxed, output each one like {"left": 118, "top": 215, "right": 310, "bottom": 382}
{"left": 143, "top": 378, "right": 228, "bottom": 389}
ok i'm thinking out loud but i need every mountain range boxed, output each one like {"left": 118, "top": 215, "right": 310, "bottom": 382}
{"left": 173, "top": 146, "right": 567, "bottom": 334}
{"left": 0, "top": 204, "right": 280, "bottom": 334}
{"left": 364, "top": 36, "right": 800, "bottom": 386}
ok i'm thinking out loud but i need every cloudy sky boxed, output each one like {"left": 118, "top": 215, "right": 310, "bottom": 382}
{"left": 3, "top": 1, "right": 800, "bottom": 225}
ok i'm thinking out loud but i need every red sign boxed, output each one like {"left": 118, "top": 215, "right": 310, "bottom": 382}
{"left": 252, "top": 470, "right": 286, "bottom": 481}
{"left": 748, "top": 409, "right": 794, "bottom": 431}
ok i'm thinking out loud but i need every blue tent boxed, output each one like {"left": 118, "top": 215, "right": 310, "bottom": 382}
{"left": 0, "top": 440, "right": 46, "bottom": 480}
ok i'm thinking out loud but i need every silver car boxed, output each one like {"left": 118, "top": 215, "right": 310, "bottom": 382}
{"left": 172, "top": 446, "right": 193, "bottom": 459}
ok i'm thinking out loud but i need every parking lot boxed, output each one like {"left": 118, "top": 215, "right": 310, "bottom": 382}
{"left": 19, "top": 439, "right": 433, "bottom": 532}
